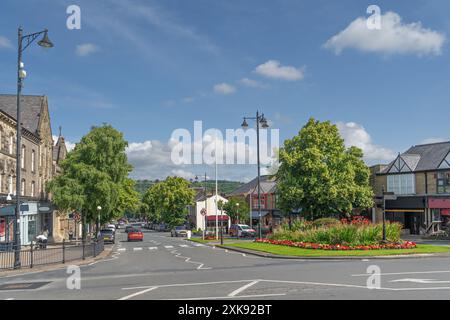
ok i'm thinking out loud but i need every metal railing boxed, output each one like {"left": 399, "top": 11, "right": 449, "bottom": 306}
{"left": 0, "top": 239, "right": 105, "bottom": 270}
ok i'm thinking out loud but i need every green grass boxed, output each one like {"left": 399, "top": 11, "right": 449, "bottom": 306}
{"left": 225, "top": 242, "right": 450, "bottom": 257}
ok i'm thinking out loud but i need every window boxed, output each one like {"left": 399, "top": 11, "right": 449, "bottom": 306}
{"left": 21, "top": 179, "right": 25, "bottom": 196}
{"left": 21, "top": 145, "right": 25, "bottom": 169}
{"left": 31, "top": 150, "right": 35, "bottom": 172}
{"left": 387, "top": 174, "right": 415, "bottom": 195}
{"left": 31, "top": 181, "right": 35, "bottom": 197}
{"left": 8, "top": 176, "right": 12, "bottom": 195}
{"left": 437, "top": 172, "right": 450, "bottom": 194}
{"left": 9, "top": 134, "right": 13, "bottom": 154}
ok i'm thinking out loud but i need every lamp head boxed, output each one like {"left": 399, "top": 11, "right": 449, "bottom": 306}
{"left": 241, "top": 118, "right": 249, "bottom": 129}
{"left": 37, "top": 30, "right": 54, "bottom": 48}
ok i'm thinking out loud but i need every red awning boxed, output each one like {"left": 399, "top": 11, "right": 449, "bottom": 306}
{"left": 206, "top": 215, "right": 229, "bottom": 222}
{"left": 441, "top": 209, "right": 450, "bottom": 216}
{"left": 429, "top": 198, "right": 450, "bottom": 209}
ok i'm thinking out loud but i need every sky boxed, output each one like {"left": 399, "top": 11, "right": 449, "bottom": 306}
{"left": 1, "top": 0, "right": 450, "bottom": 181}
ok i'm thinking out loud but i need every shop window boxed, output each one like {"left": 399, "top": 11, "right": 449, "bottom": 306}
{"left": 437, "top": 172, "right": 450, "bottom": 194}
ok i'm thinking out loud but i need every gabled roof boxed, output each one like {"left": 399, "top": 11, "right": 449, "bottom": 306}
{"left": 53, "top": 135, "right": 68, "bottom": 162}
{"left": 0, "top": 94, "right": 44, "bottom": 136}
{"left": 228, "top": 175, "right": 277, "bottom": 196}
{"left": 381, "top": 141, "right": 450, "bottom": 174}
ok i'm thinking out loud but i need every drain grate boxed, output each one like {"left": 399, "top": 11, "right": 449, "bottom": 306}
{"left": 0, "top": 282, "right": 51, "bottom": 290}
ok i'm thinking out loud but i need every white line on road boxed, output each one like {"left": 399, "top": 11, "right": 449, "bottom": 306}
{"left": 193, "top": 244, "right": 204, "bottom": 247}
{"left": 118, "top": 287, "right": 158, "bottom": 300}
{"left": 133, "top": 247, "right": 143, "bottom": 251}
{"left": 228, "top": 280, "right": 260, "bottom": 297}
{"left": 169, "top": 293, "right": 286, "bottom": 300}
{"left": 122, "top": 279, "right": 259, "bottom": 290}
{"left": 179, "top": 244, "right": 189, "bottom": 247}
{"left": 149, "top": 247, "right": 158, "bottom": 250}
{"left": 4, "top": 298, "right": 15, "bottom": 300}
{"left": 165, "top": 246, "right": 174, "bottom": 249}
{"left": 352, "top": 270, "right": 450, "bottom": 277}
{"left": 118, "top": 248, "right": 126, "bottom": 252}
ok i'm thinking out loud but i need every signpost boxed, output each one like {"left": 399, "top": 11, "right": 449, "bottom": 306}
{"left": 201, "top": 208, "right": 207, "bottom": 240}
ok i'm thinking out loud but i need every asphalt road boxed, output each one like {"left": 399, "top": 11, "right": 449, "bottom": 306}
{"left": 2, "top": 229, "right": 450, "bottom": 300}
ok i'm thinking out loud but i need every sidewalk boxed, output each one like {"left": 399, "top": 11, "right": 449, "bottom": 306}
{"left": 0, "top": 245, "right": 113, "bottom": 278}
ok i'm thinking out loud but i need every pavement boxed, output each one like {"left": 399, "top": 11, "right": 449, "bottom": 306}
{"left": 2, "top": 230, "right": 450, "bottom": 299}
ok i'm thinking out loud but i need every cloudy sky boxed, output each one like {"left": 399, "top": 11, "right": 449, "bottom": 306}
{"left": 0, "top": 0, "right": 449, "bottom": 181}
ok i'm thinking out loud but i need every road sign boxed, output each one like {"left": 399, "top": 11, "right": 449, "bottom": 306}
{"left": 200, "top": 208, "right": 207, "bottom": 216}
{"left": 73, "top": 212, "right": 81, "bottom": 222}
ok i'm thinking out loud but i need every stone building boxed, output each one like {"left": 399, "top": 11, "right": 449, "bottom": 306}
{"left": 370, "top": 141, "right": 450, "bottom": 235}
{"left": 0, "top": 95, "right": 66, "bottom": 245}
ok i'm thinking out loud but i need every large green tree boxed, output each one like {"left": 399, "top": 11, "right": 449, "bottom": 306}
{"left": 48, "top": 124, "right": 136, "bottom": 239}
{"left": 142, "top": 177, "right": 196, "bottom": 227}
{"left": 221, "top": 197, "right": 250, "bottom": 224}
{"left": 276, "top": 118, "right": 373, "bottom": 219}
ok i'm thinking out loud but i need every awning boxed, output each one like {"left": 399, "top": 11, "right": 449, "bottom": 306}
{"left": 441, "top": 209, "right": 450, "bottom": 216}
{"left": 206, "top": 215, "right": 229, "bottom": 222}
{"left": 251, "top": 211, "right": 270, "bottom": 219}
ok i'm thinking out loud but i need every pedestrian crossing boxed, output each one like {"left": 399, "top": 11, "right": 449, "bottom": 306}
{"left": 114, "top": 243, "right": 205, "bottom": 253}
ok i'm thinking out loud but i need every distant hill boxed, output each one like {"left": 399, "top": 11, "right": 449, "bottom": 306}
{"left": 134, "top": 179, "right": 244, "bottom": 196}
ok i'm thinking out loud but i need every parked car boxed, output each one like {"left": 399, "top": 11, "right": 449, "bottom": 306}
{"left": 125, "top": 225, "right": 133, "bottom": 233}
{"left": 229, "top": 224, "right": 256, "bottom": 238}
{"left": 106, "top": 224, "right": 116, "bottom": 233}
{"left": 116, "top": 221, "right": 126, "bottom": 229}
{"left": 100, "top": 229, "right": 115, "bottom": 244}
{"left": 127, "top": 228, "right": 143, "bottom": 241}
{"left": 171, "top": 226, "right": 189, "bottom": 237}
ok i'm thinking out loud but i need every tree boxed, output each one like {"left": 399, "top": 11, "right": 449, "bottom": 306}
{"left": 48, "top": 124, "right": 135, "bottom": 239}
{"left": 142, "top": 177, "right": 196, "bottom": 227}
{"left": 222, "top": 197, "right": 250, "bottom": 224}
{"left": 276, "top": 118, "right": 374, "bottom": 220}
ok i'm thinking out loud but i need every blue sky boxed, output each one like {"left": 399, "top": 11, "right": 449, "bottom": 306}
{"left": 1, "top": 0, "right": 450, "bottom": 181}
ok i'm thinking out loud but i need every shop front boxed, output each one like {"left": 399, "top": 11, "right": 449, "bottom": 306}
{"left": 205, "top": 215, "right": 230, "bottom": 234}
{"left": 428, "top": 197, "right": 450, "bottom": 230}
{"left": 385, "top": 196, "right": 427, "bottom": 235}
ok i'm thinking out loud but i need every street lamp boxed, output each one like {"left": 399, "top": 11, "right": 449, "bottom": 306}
{"left": 14, "top": 27, "right": 53, "bottom": 269}
{"left": 97, "top": 206, "right": 102, "bottom": 239}
{"left": 236, "top": 202, "right": 240, "bottom": 224}
{"left": 241, "top": 111, "right": 269, "bottom": 239}
{"left": 194, "top": 173, "right": 208, "bottom": 240}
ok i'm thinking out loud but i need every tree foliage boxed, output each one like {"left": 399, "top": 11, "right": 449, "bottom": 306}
{"left": 276, "top": 118, "right": 374, "bottom": 219}
{"left": 48, "top": 124, "right": 136, "bottom": 235}
{"left": 221, "top": 197, "right": 250, "bottom": 224}
{"left": 142, "top": 177, "right": 196, "bottom": 227}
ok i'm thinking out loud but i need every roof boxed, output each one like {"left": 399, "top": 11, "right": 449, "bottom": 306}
{"left": 228, "top": 175, "right": 277, "bottom": 196}
{"left": 53, "top": 135, "right": 67, "bottom": 162}
{"left": 381, "top": 141, "right": 450, "bottom": 174}
{"left": 0, "top": 95, "right": 44, "bottom": 136}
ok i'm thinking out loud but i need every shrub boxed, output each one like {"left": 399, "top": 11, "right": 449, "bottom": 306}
{"left": 312, "top": 218, "right": 341, "bottom": 228}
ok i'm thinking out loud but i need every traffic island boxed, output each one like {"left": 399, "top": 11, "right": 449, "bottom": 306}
{"left": 220, "top": 242, "right": 450, "bottom": 259}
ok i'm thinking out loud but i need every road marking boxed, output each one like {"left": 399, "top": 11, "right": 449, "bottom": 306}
{"left": 352, "top": 270, "right": 450, "bottom": 277}
{"left": 391, "top": 278, "right": 450, "bottom": 284}
{"left": 165, "top": 246, "right": 174, "bottom": 249}
{"left": 169, "top": 293, "right": 286, "bottom": 300}
{"left": 4, "top": 298, "right": 15, "bottom": 300}
{"left": 118, "top": 248, "right": 126, "bottom": 252}
{"left": 148, "top": 247, "right": 158, "bottom": 250}
{"left": 122, "top": 279, "right": 259, "bottom": 290}
{"left": 133, "top": 247, "right": 143, "bottom": 251}
{"left": 179, "top": 244, "right": 189, "bottom": 247}
{"left": 118, "top": 287, "right": 158, "bottom": 300}
{"left": 193, "top": 243, "right": 204, "bottom": 247}
{"left": 228, "top": 281, "right": 260, "bottom": 297}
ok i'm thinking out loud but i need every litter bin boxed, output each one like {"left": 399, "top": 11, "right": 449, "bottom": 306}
{"left": 187, "top": 230, "right": 192, "bottom": 239}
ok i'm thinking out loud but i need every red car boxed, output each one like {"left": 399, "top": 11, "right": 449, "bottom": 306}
{"left": 127, "top": 228, "right": 143, "bottom": 242}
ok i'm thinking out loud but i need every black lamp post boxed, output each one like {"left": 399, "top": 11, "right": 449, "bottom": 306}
{"left": 14, "top": 27, "right": 53, "bottom": 269}
{"left": 241, "top": 111, "right": 269, "bottom": 239}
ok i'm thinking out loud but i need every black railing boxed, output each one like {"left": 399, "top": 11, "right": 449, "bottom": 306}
{"left": 0, "top": 239, "right": 105, "bottom": 270}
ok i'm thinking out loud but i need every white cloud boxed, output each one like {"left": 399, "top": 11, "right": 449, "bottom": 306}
{"left": 254, "top": 60, "right": 304, "bottom": 81}
{"left": 420, "top": 137, "right": 447, "bottom": 145}
{"left": 213, "top": 83, "right": 236, "bottom": 95}
{"left": 324, "top": 12, "right": 445, "bottom": 56}
{"left": 76, "top": 43, "right": 100, "bottom": 56}
{"left": 336, "top": 122, "right": 396, "bottom": 163}
{"left": 239, "top": 78, "right": 267, "bottom": 89}
{"left": 0, "top": 36, "right": 12, "bottom": 49}
{"left": 182, "top": 97, "right": 195, "bottom": 103}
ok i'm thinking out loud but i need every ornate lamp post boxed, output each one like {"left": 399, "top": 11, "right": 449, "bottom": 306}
{"left": 14, "top": 27, "right": 53, "bottom": 269}
{"left": 241, "top": 111, "right": 269, "bottom": 239}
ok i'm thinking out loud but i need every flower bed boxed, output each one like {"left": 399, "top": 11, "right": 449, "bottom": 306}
{"left": 255, "top": 238, "right": 417, "bottom": 251}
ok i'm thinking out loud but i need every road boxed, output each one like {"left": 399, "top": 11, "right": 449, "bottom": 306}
{"left": 2, "top": 229, "right": 450, "bottom": 300}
